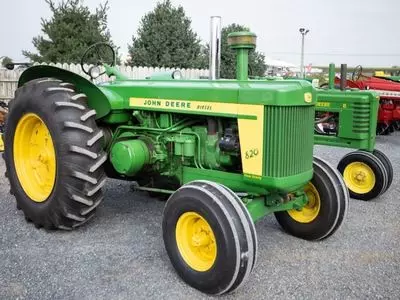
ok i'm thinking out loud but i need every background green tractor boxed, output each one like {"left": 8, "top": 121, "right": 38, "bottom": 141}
{"left": 315, "top": 63, "right": 393, "bottom": 201}
{"left": 2, "top": 17, "right": 349, "bottom": 295}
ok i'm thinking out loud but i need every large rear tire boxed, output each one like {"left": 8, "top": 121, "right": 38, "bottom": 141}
{"left": 3, "top": 78, "right": 107, "bottom": 230}
{"left": 274, "top": 156, "right": 349, "bottom": 241}
{"left": 162, "top": 180, "right": 257, "bottom": 295}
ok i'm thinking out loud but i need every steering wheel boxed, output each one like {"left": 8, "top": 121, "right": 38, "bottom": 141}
{"left": 352, "top": 65, "right": 363, "bottom": 81}
{"left": 80, "top": 42, "right": 116, "bottom": 76}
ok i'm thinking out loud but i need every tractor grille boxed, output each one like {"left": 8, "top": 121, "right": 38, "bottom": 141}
{"left": 264, "top": 106, "right": 314, "bottom": 177}
{"left": 352, "top": 102, "right": 370, "bottom": 133}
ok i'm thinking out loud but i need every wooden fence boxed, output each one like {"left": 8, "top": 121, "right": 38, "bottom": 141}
{"left": 0, "top": 63, "right": 209, "bottom": 101}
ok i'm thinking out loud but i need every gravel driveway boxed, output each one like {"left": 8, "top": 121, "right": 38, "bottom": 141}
{"left": 1, "top": 133, "right": 399, "bottom": 300}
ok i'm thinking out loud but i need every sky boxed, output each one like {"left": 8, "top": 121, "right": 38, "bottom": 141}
{"left": 1, "top": 0, "right": 399, "bottom": 68}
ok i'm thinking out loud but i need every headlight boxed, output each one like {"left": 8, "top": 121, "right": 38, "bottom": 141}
{"left": 89, "top": 65, "right": 101, "bottom": 79}
{"left": 172, "top": 70, "right": 182, "bottom": 80}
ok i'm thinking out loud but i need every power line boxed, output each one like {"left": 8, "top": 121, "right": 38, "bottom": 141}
{"left": 268, "top": 52, "right": 400, "bottom": 57}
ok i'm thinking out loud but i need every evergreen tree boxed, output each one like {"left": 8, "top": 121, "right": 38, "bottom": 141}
{"left": 127, "top": 0, "right": 205, "bottom": 68}
{"left": 23, "top": 0, "right": 118, "bottom": 64}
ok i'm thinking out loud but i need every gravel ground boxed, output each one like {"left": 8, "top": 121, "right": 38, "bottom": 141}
{"left": 1, "top": 133, "right": 400, "bottom": 300}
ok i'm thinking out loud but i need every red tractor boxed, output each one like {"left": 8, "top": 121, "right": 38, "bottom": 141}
{"left": 333, "top": 65, "right": 400, "bottom": 134}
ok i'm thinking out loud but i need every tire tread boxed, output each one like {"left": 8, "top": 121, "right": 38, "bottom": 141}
{"left": 3, "top": 78, "right": 107, "bottom": 230}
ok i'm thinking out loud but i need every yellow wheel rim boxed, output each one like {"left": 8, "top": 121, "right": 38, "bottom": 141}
{"left": 0, "top": 133, "right": 4, "bottom": 152}
{"left": 288, "top": 182, "right": 321, "bottom": 223}
{"left": 13, "top": 113, "right": 56, "bottom": 202}
{"left": 175, "top": 212, "right": 217, "bottom": 272}
{"left": 343, "top": 162, "right": 375, "bottom": 194}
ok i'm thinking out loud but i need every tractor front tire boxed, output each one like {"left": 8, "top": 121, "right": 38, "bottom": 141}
{"left": 274, "top": 156, "right": 349, "bottom": 241}
{"left": 162, "top": 180, "right": 257, "bottom": 295}
{"left": 3, "top": 78, "right": 107, "bottom": 230}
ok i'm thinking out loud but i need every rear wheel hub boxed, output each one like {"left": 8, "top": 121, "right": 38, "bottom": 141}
{"left": 13, "top": 113, "right": 56, "bottom": 202}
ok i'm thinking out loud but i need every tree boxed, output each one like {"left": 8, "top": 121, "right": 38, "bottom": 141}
{"left": 22, "top": 0, "right": 119, "bottom": 64}
{"left": 1, "top": 56, "right": 13, "bottom": 68}
{"left": 127, "top": 0, "right": 205, "bottom": 68}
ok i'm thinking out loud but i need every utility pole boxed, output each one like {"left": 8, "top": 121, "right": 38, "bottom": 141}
{"left": 299, "top": 28, "right": 309, "bottom": 78}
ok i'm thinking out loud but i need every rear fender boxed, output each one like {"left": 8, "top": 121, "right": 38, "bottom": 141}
{"left": 18, "top": 65, "right": 111, "bottom": 119}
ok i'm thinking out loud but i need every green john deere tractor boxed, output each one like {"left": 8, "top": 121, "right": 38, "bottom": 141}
{"left": 2, "top": 22, "right": 349, "bottom": 295}
{"left": 314, "top": 63, "right": 393, "bottom": 201}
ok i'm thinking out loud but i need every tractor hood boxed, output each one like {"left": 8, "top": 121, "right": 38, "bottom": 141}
{"left": 97, "top": 78, "right": 315, "bottom": 109}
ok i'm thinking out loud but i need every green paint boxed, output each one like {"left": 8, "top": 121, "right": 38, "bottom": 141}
{"left": 173, "top": 135, "right": 196, "bottom": 157}
{"left": 246, "top": 193, "right": 308, "bottom": 222}
{"left": 243, "top": 169, "right": 314, "bottom": 191}
{"left": 159, "top": 114, "right": 171, "bottom": 128}
{"left": 228, "top": 31, "right": 256, "bottom": 81}
{"left": 205, "top": 134, "right": 220, "bottom": 169}
{"left": 385, "top": 76, "right": 400, "bottom": 81}
{"left": 263, "top": 105, "right": 314, "bottom": 179}
{"left": 101, "top": 110, "right": 131, "bottom": 123}
{"left": 253, "top": 63, "right": 379, "bottom": 155}
{"left": 18, "top": 65, "right": 111, "bottom": 119}
{"left": 110, "top": 139, "right": 150, "bottom": 176}
{"left": 135, "top": 186, "right": 175, "bottom": 194}
{"left": 104, "top": 64, "right": 130, "bottom": 81}
{"left": 219, "top": 153, "right": 233, "bottom": 166}
{"left": 236, "top": 49, "right": 249, "bottom": 81}
{"left": 314, "top": 89, "right": 379, "bottom": 152}
{"left": 128, "top": 105, "right": 257, "bottom": 120}
{"left": 102, "top": 79, "right": 314, "bottom": 107}
{"left": 181, "top": 167, "right": 268, "bottom": 194}
{"left": 98, "top": 86, "right": 125, "bottom": 110}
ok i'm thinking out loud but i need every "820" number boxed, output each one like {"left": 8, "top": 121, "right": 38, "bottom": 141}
{"left": 245, "top": 149, "right": 259, "bottom": 159}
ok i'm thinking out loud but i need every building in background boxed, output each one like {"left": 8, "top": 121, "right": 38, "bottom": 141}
{"left": 265, "top": 56, "right": 323, "bottom": 78}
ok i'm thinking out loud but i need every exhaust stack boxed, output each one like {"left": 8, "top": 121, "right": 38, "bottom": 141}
{"left": 209, "top": 16, "right": 221, "bottom": 80}
{"left": 340, "top": 64, "right": 347, "bottom": 91}
{"left": 228, "top": 31, "right": 257, "bottom": 81}
{"left": 328, "top": 63, "right": 335, "bottom": 89}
